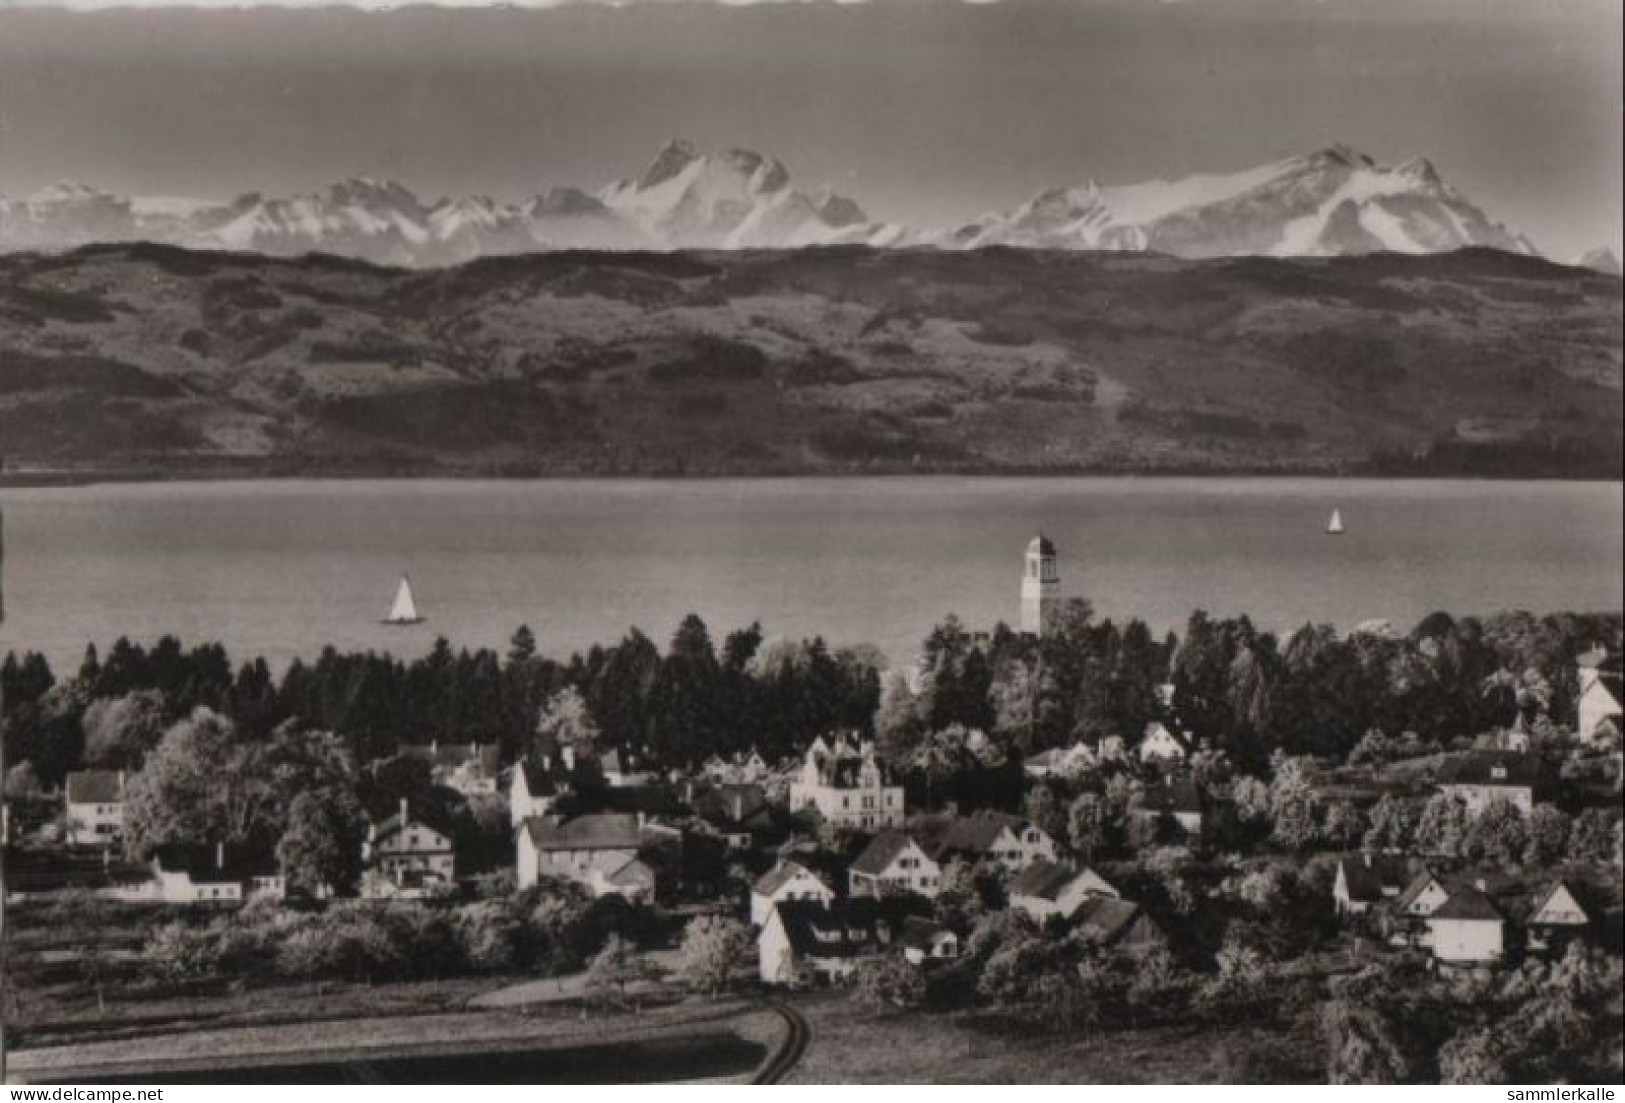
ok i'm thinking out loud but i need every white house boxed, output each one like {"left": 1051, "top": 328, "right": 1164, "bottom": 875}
{"left": 750, "top": 860, "right": 836, "bottom": 926}
{"left": 1434, "top": 751, "right": 1541, "bottom": 814}
{"left": 1386, "top": 868, "right": 1453, "bottom": 947}
{"left": 848, "top": 830, "right": 941, "bottom": 899}
{"left": 361, "top": 799, "right": 456, "bottom": 899}
{"left": 1577, "top": 649, "right": 1623, "bottom": 745}
{"left": 909, "top": 810, "right": 1058, "bottom": 873}
{"left": 1427, "top": 883, "right": 1505, "bottom": 966}
{"left": 1008, "top": 859, "right": 1119, "bottom": 923}
{"left": 1525, "top": 881, "right": 1589, "bottom": 956}
{"left": 787, "top": 735, "right": 904, "bottom": 832}
{"left": 516, "top": 812, "right": 651, "bottom": 901}
{"left": 1332, "top": 854, "right": 1411, "bottom": 916}
{"left": 150, "top": 843, "right": 285, "bottom": 905}
{"left": 508, "top": 759, "right": 561, "bottom": 830}
{"left": 1138, "top": 722, "right": 1189, "bottom": 765}
{"left": 64, "top": 770, "right": 126, "bottom": 847}
{"left": 757, "top": 899, "right": 899, "bottom": 986}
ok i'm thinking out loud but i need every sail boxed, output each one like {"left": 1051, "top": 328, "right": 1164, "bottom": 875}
{"left": 388, "top": 576, "right": 420, "bottom": 622}
{"left": 1327, "top": 509, "right": 1345, "bottom": 535}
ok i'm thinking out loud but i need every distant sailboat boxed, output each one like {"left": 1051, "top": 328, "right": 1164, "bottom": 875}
{"left": 1326, "top": 509, "right": 1345, "bottom": 536}
{"left": 383, "top": 575, "right": 425, "bottom": 625}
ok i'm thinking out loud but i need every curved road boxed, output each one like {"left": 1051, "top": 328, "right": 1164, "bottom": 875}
{"left": 752, "top": 1001, "right": 810, "bottom": 1084}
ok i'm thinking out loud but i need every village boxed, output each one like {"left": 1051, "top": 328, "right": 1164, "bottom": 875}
{"left": 1, "top": 536, "right": 1621, "bottom": 1083}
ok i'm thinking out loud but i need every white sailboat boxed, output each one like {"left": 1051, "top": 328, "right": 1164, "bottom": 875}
{"left": 383, "top": 575, "right": 425, "bottom": 625}
{"left": 1326, "top": 509, "right": 1345, "bottom": 536}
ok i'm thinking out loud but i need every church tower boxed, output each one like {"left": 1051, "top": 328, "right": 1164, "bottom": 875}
{"left": 1020, "top": 533, "right": 1059, "bottom": 635}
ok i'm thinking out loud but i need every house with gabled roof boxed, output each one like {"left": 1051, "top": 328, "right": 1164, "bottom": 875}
{"left": 1139, "top": 721, "right": 1190, "bottom": 765}
{"left": 788, "top": 734, "right": 904, "bottom": 832}
{"left": 1523, "top": 880, "right": 1590, "bottom": 956}
{"left": 692, "top": 782, "right": 792, "bottom": 852}
{"left": 906, "top": 809, "right": 1058, "bottom": 873}
{"left": 362, "top": 798, "right": 456, "bottom": 899}
{"left": 1008, "top": 859, "right": 1120, "bottom": 924}
{"left": 1072, "top": 896, "right": 1164, "bottom": 952}
{"left": 1577, "top": 647, "right": 1623, "bottom": 746}
{"left": 898, "top": 915, "right": 959, "bottom": 965}
{"left": 1434, "top": 751, "right": 1542, "bottom": 814}
{"left": 1332, "top": 853, "right": 1412, "bottom": 916}
{"left": 750, "top": 859, "right": 836, "bottom": 926}
{"left": 848, "top": 830, "right": 941, "bottom": 899}
{"left": 757, "top": 898, "right": 908, "bottom": 986}
{"left": 1427, "top": 881, "right": 1506, "bottom": 965}
{"left": 151, "top": 843, "right": 285, "bottom": 904}
{"left": 64, "top": 769, "right": 126, "bottom": 847}
{"left": 516, "top": 811, "right": 652, "bottom": 901}
{"left": 1382, "top": 867, "right": 1453, "bottom": 947}
{"left": 1130, "top": 777, "right": 1204, "bottom": 845}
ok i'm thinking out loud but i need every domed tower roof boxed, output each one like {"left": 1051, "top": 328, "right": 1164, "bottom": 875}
{"left": 1027, "top": 533, "right": 1056, "bottom": 556}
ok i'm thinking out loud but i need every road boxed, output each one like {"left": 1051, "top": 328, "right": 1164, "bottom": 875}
{"left": 752, "top": 1001, "right": 811, "bottom": 1085}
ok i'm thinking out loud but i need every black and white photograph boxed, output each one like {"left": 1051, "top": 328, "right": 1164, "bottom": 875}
{"left": 0, "top": 0, "right": 1620, "bottom": 1086}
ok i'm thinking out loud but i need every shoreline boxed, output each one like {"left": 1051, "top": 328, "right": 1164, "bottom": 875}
{"left": 3, "top": 467, "right": 1621, "bottom": 490}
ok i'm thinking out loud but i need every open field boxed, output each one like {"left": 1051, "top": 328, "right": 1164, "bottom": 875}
{"left": 783, "top": 991, "right": 1322, "bottom": 1084}
{"left": 11, "top": 998, "right": 785, "bottom": 1084}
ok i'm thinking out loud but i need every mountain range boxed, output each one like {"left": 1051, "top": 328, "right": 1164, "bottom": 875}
{"left": 0, "top": 243, "right": 1616, "bottom": 479}
{"left": 3, "top": 140, "right": 1604, "bottom": 267}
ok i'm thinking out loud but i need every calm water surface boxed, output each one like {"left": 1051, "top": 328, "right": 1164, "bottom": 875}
{"left": 0, "top": 478, "right": 1619, "bottom": 672}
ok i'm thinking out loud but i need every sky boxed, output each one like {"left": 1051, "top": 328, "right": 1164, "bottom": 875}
{"left": 0, "top": 0, "right": 1620, "bottom": 258}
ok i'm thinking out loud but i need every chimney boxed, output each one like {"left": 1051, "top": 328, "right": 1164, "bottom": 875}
{"left": 216, "top": 841, "right": 225, "bottom": 870}
{"left": 400, "top": 796, "right": 410, "bottom": 825}
{"left": 732, "top": 792, "right": 745, "bottom": 823}
{"left": 1363, "top": 852, "right": 1372, "bottom": 868}
{"left": 563, "top": 745, "right": 576, "bottom": 771}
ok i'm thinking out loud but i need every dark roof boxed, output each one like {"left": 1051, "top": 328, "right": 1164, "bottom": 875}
{"left": 1336, "top": 854, "right": 1412, "bottom": 902}
{"left": 1136, "top": 777, "right": 1203, "bottom": 815}
{"left": 906, "top": 810, "right": 1031, "bottom": 862}
{"left": 1073, "top": 897, "right": 1157, "bottom": 946}
{"left": 65, "top": 770, "right": 124, "bottom": 804}
{"left": 555, "top": 784, "right": 690, "bottom": 819}
{"left": 769, "top": 899, "right": 911, "bottom": 958}
{"left": 694, "top": 783, "right": 769, "bottom": 827}
{"left": 515, "top": 759, "right": 559, "bottom": 797}
{"left": 898, "top": 915, "right": 955, "bottom": 952}
{"left": 1027, "top": 533, "right": 1056, "bottom": 556}
{"left": 1430, "top": 884, "right": 1505, "bottom": 922}
{"left": 524, "top": 812, "right": 641, "bottom": 851}
{"left": 152, "top": 844, "right": 279, "bottom": 884}
{"left": 1009, "top": 858, "right": 1082, "bottom": 901}
{"left": 1434, "top": 751, "right": 1543, "bottom": 788}
{"left": 849, "top": 830, "right": 921, "bottom": 876}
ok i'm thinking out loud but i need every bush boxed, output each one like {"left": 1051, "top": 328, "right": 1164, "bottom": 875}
{"left": 851, "top": 955, "right": 927, "bottom": 1011}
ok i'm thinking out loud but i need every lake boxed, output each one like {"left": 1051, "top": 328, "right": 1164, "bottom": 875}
{"left": 0, "top": 477, "right": 1619, "bottom": 674}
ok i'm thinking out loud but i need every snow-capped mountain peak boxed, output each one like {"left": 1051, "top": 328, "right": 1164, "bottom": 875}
{"left": 951, "top": 144, "right": 1534, "bottom": 259}
{"left": 0, "top": 142, "right": 1543, "bottom": 264}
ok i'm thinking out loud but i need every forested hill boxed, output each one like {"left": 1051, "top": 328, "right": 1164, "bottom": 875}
{"left": 0, "top": 243, "right": 1619, "bottom": 479}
